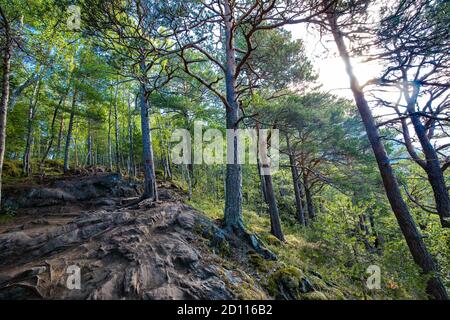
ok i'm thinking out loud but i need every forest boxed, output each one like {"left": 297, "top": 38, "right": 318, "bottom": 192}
{"left": 0, "top": 0, "right": 448, "bottom": 301}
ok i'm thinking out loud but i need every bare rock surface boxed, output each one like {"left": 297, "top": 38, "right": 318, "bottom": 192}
{"left": 2, "top": 173, "right": 141, "bottom": 213}
{"left": 0, "top": 177, "right": 267, "bottom": 300}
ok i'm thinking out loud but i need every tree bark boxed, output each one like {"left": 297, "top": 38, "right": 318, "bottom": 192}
{"left": 327, "top": 10, "right": 448, "bottom": 300}
{"left": 56, "top": 113, "right": 65, "bottom": 159}
{"left": 86, "top": 120, "right": 93, "bottom": 166}
{"left": 402, "top": 86, "right": 450, "bottom": 228}
{"left": 262, "top": 167, "right": 285, "bottom": 241}
{"left": 0, "top": 5, "right": 12, "bottom": 209}
{"left": 23, "top": 80, "right": 41, "bottom": 176}
{"left": 63, "top": 88, "right": 78, "bottom": 173}
{"left": 303, "top": 174, "right": 316, "bottom": 220}
{"left": 286, "top": 133, "right": 306, "bottom": 225}
{"left": 127, "top": 95, "right": 135, "bottom": 178}
{"left": 108, "top": 97, "right": 113, "bottom": 171}
{"left": 113, "top": 84, "right": 121, "bottom": 173}
{"left": 139, "top": 66, "right": 157, "bottom": 200}
{"left": 40, "top": 90, "right": 67, "bottom": 171}
{"left": 223, "top": 0, "right": 243, "bottom": 230}
{"left": 257, "top": 154, "right": 268, "bottom": 204}
{"left": 8, "top": 74, "right": 39, "bottom": 111}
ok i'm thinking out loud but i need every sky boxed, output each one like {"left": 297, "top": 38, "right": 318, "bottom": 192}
{"left": 284, "top": 24, "right": 449, "bottom": 148}
{"left": 285, "top": 24, "right": 382, "bottom": 100}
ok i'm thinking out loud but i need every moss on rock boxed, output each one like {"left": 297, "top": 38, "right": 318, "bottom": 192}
{"left": 3, "top": 160, "right": 21, "bottom": 177}
{"left": 263, "top": 234, "right": 283, "bottom": 246}
{"left": 266, "top": 266, "right": 306, "bottom": 299}
{"left": 300, "top": 291, "right": 328, "bottom": 300}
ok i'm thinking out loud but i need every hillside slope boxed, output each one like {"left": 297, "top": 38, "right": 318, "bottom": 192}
{"left": 0, "top": 173, "right": 339, "bottom": 300}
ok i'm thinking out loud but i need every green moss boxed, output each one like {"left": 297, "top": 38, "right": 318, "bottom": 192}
{"left": 267, "top": 266, "right": 304, "bottom": 297}
{"left": 309, "top": 275, "right": 328, "bottom": 291}
{"left": 0, "top": 206, "right": 16, "bottom": 224}
{"left": 325, "top": 287, "right": 346, "bottom": 300}
{"left": 0, "top": 214, "right": 14, "bottom": 224}
{"left": 249, "top": 253, "right": 265, "bottom": 269}
{"left": 262, "top": 234, "right": 283, "bottom": 246}
{"left": 236, "top": 282, "right": 267, "bottom": 300}
{"left": 154, "top": 169, "right": 164, "bottom": 178}
{"left": 248, "top": 252, "right": 277, "bottom": 273}
{"left": 216, "top": 238, "right": 231, "bottom": 257}
{"left": 3, "top": 160, "right": 21, "bottom": 177}
{"left": 182, "top": 187, "right": 369, "bottom": 300}
{"left": 300, "top": 291, "right": 328, "bottom": 300}
{"left": 41, "top": 159, "right": 64, "bottom": 175}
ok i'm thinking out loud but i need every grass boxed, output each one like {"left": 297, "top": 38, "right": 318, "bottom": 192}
{"left": 187, "top": 187, "right": 362, "bottom": 300}
{"left": 0, "top": 214, "right": 15, "bottom": 224}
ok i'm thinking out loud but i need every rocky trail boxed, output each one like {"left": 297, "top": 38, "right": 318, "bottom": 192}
{"left": 0, "top": 173, "right": 269, "bottom": 300}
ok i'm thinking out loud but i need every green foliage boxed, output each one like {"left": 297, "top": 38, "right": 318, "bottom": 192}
{"left": 1, "top": 0, "right": 448, "bottom": 301}
{"left": 3, "top": 160, "right": 21, "bottom": 177}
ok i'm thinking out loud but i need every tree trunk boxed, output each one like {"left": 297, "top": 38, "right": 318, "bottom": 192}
{"left": 184, "top": 164, "right": 192, "bottom": 200}
{"left": 0, "top": 8, "right": 12, "bottom": 209}
{"left": 108, "top": 98, "right": 113, "bottom": 171}
{"left": 403, "top": 92, "right": 450, "bottom": 228}
{"left": 8, "top": 74, "right": 40, "bottom": 111}
{"left": 63, "top": 88, "right": 78, "bottom": 173}
{"left": 127, "top": 95, "right": 135, "bottom": 178}
{"left": 139, "top": 65, "right": 157, "bottom": 200}
{"left": 223, "top": 1, "right": 243, "bottom": 230}
{"left": 303, "top": 174, "right": 316, "bottom": 220}
{"left": 114, "top": 84, "right": 120, "bottom": 173}
{"left": 23, "top": 80, "right": 40, "bottom": 176}
{"left": 263, "top": 170, "right": 285, "bottom": 241}
{"left": 255, "top": 124, "right": 284, "bottom": 240}
{"left": 56, "top": 113, "right": 64, "bottom": 159}
{"left": 40, "top": 90, "right": 67, "bottom": 170}
{"left": 286, "top": 133, "right": 306, "bottom": 225}
{"left": 86, "top": 120, "right": 93, "bottom": 166}
{"left": 164, "top": 143, "right": 172, "bottom": 180}
{"left": 257, "top": 155, "right": 268, "bottom": 203}
{"left": 327, "top": 11, "right": 448, "bottom": 300}
{"left": 158, "top": 124, "right": 172, "bottom": 181}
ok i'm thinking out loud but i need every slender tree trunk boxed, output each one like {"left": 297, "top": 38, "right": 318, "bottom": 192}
{"left": 185, "top": 164, "right": 192, "bottom": 200}
{"left": 86, "top": 120, "right": 93, "bottom": 166}
{"left": 327, "top": 11, "right": 448, "bottom": 300}
{"left": 255, "top": 124, "right": 284, "bottom": 240}
{"left": 108, "top": 98, "right": 113, "bottom": 171}
{"left": 127, "top": 95, "right": 135, "bottom": 178}
{"left": 8, "top": 74, "right": 39, "bottom": 111}
{"left": 263, "top": 170, "right": 285, "bottom": 241}
{"left": 139, "top": 64, "right": 157, "bottom": 200}
{"left": 286, "top": 133, "right": 306, "bottom": 225}
{"left": 368, "top": 213, "right": 383, "bottom": 253}
{"left": 40, "top": 75, "right": 71, "bottom": 169}
{"left": 158, "top": 124, "right": 172, "bottom": 181}
{"left": 257, "top": 155, "right": 268, "bottom": 204}
{"left": 303, "top": 174, "right": 316, "bottom": 220}
{"left": 114, "top": 84, "right": 120, "bottom": 173}
{"left": 63, "top": 88, "right": 78, "bottom": 174}
{"left": 402, "top": 89, "right": 450, "bottom": 228}
{"left": 0, "top": 7, "right": 12, "bottom": 209}
{"left": 223, "top": 1, "right": 243, "bottom": 230}
{"left": 40, "top": 92, "right": 66, "bottom": 170}
{"left": 256, "top": 131, "right": 268, "bottom": 205}
{"left": 165, "top": 143, "right": 172, "bottom": 180}
{"left": 23, "top": 80, "right": 40, "bottom": 176}
{"left": 56, "top": 113, "right": 64, "bottom": 159}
